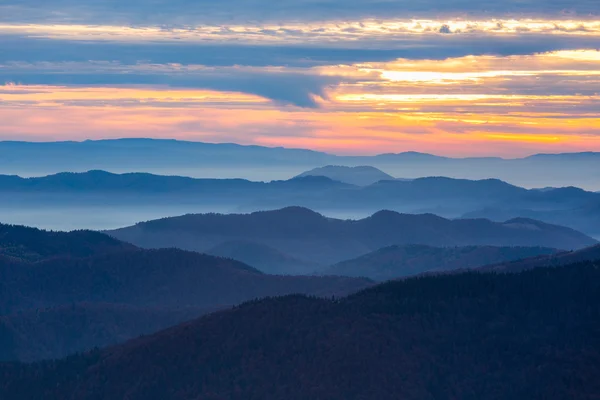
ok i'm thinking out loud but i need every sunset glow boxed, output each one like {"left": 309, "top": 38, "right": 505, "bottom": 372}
{"left": 2, "top": 0, "right": 600, "bottom": 156}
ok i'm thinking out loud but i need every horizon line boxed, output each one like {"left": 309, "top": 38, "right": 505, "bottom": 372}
{"left": 1, "top": 137, "right": 598, "bottom": 160}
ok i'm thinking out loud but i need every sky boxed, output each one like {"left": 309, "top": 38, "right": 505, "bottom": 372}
{"left": 1, "top": 0, "right": 600, "bottom": 156}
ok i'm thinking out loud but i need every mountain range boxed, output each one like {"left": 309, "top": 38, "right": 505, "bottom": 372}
{"left": 2, "top": 212, "right": 600, "bottom": 377}
{"left": 2, "top": 170, "right": 599, "bottom": 236}
{"left": 0, "top": 223, "right": 371, "bottom": 361}
{"left": 107, "top": 207, "right": 597, "bottom": 265}
{"left": 1, "top": 139, "right": 599, "bottom": 190}
{"left": 2, "top": 261, "right": 598, "bottom": 399}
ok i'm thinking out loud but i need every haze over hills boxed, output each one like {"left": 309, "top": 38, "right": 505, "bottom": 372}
{"left": 108, "top": 207, "right": 597, "bottom": 265}
{"left": 2, "top": 262, "right": 598, "bottom": 400}
{"left": 2, "top": 170, "right": 599, "bottom": 235}
{"left": 1, "top": 139, "right": 599, "bottom": 190}
{"left": 321, "top": 244, "right": 559, "bottom": 281}
{"left": 5, "top": 0, "right": 600, "bottom": 393}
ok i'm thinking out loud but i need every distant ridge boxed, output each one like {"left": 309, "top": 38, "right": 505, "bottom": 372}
{"left": 0, "top": 222, "right": 372, "bottom": 361}
{"left": 108, "top": 207, "right": 597, "bottom": 265}
{"left": 2, "top": 139, "right": 598, "bottom": 160}
{"left": 1, "top": 139, "right": 598, "bottom": 189}
{"left": 2, "top": 261, "right": 599, "bottom": 399}
{"left": 2, "top": 170, "right": 600, "bottom": 234}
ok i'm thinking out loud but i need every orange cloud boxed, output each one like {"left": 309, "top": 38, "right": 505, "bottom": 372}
{"left": 2, "top": 49, "right": 600, "bottom": 157}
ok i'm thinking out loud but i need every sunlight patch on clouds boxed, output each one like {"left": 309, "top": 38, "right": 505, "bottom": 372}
{"left": 1, "top": 49, "right": 600, "bottom": 156}
{"left": 1, "top": 102, "right": 599, "bottom": 156}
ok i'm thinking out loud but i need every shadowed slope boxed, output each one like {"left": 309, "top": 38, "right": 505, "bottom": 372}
{"left": 0, "top": 303, "right": 218, "bottom": 362}
{"left": 322, "top": 244, "right": 559, "bottom": 281}
{"left": 478, "top": 243, "right": 600, "bottom": 273}
{"left": 1, "top": 262, "right": 598, "bottom": 399}
{"left": 0, "top": 248, "right": 371, "bottom": 315}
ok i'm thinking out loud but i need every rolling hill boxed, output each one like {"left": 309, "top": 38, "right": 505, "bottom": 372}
{"left": 295, "top": 165, "right": 395, "bottom": 186}
{"left": 108, "top": 207, "right": 597, "bottom": 265}
{"left": 0, "top": 224, "right": 372, "bottom": 362}
{"left": 0, "top": 303, "right": 217, "bottom": 362}
{"left": 1, "top": 261, "right": 598, "bottom": 399}
{"left": 463, "top": 200, "right": 600, "bottom": 240}
{"left": 3, "top": 170, "right": 600, "bottom": 235}
{"left": 321, "top": 244, "right": 559, "bottom": 281}
{"left": 1, "top": 139, "right": 599, "bottom": 190}
{"left": 0, "top": 223, "right": 134, "bottom": 261}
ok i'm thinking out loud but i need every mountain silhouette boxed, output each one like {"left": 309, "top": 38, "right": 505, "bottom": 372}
{"left": 322, "top": 244, "right": 558, "bottom": 281}
{"left": 463, "top": 198, "right": 600, "bottom": 240}
{"left": 3, "top": 170, "right": 599, "bottom": 234}
{"left": 1, "top": 261, "right": 598, "bottom": 399}
{"left": 0, "top": 224, "right": 372, "bottom": 361}
{"left": 108, "top": 207, "right": 597, "bottom": 265}
{"left": 295, "top": 165, "right": 395, "bottom": 186}
{"left": 0, "top": 223, "right": 134, "bottom": 261}
{"left": 1, "top": 139, "right": 599, "bottom": 190}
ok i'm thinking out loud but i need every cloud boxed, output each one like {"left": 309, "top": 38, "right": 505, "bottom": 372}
{"left": 439, "top": 24, "right": 452, "bottom": 34}
{"left": 0, "top": 63, "right": 347, "bottom": 107}
{"left": 1, "top": 0, "right": 599, "bottom": 25}
{"left": 2, "top": 32, "right": 600, "bottom": 70}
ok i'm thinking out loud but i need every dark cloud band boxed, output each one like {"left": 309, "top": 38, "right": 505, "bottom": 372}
{"left": 2, "top": 0, "right": 599, "bottom": 25}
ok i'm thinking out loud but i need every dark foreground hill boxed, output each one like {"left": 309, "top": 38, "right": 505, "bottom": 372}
{"left": 478, "top": 243, "right": 600, "bottom": 273}
{"left": 463, "top": 200, "right": 600, "bottom": 241}
{"left": 0, "top": 225, "right": 371, "bottom": 362}
{"left": 108, "top": 207, "right": 597, "bottom": 264}
{"left": 0, "top": 303, "right": 217, "bottom": 363}
{"left": 0, "top": 223, "right": 134, "bottom": 261}
{"left": 322, "top": 244, "right": 559, "bottom": 281}
{"left": 3, "top": 170, "right": 600, "bottom": 235}
{"left": 1, "top": 262, "right": 599, "bottom": 400}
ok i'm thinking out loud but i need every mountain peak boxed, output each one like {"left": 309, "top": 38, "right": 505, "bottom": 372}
{"left": 295, "top": 165, "right": 394, "bottom": 186}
